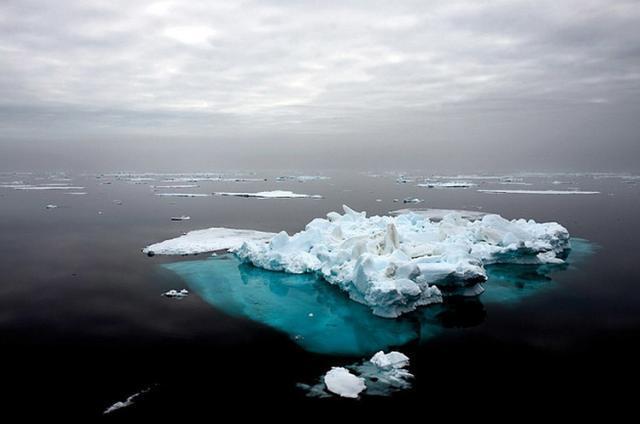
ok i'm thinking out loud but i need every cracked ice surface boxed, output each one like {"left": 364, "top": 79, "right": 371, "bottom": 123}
{"left": 236, "top": 205, "right": 570, "bottom": 318}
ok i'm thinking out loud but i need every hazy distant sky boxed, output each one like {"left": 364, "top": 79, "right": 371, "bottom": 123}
{"left": 1, "top": 0, "right": 639, "bottom": 171}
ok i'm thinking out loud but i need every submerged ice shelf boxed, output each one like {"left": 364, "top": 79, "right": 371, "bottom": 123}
{"left": 236, "top": 206, "right": 571, "bottom": 317}
{"left": 161, "top": 240, "right": 592, "bottom": 355}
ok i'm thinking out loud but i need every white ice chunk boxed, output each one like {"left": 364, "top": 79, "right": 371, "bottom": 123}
{"left": 370, "top": 351, "right": 410, "bottom": 369}
{"left": 143, "top": 227, "right": 276, "bottom": 255}
{"left": 323, "top": 367, "right": 366, "bottom": 398}
{"left": 213, "top": 190, "right": 322, "bottom": 199}
{"left": 162, "top": 289, "right": 189, "bottom": 298}
{"left": 170, "top": 216, "right": 191, "bottom": 221}
{"left": 103, "top": 387, "right": 151, "bottom": 415}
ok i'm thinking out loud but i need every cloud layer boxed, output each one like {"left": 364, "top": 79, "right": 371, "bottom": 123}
{"left": 1, "top": 0, "right": 639, "bottom": 170}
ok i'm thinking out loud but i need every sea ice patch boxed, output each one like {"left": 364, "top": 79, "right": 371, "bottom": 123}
{"left": 213, "top": 190, "right": 322, "bottom": 199}
{"left": 478, "top": 189, "right": 599, "bottom": 195}
{"left": 143, "top": 227, "right": 276, "bottom": 255}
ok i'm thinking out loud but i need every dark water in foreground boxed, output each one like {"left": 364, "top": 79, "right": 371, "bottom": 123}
{"left": 1, "top": 171, "right": 639, "bottom": 418}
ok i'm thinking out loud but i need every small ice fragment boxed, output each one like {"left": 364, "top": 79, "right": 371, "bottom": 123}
{"left": 103, "top": 387, "right": 151, "bottom": 415}
{"left": 45, "top": 204, "right": 58, "bottom": 209}
{"left": 402, "top": 197, "right": 422, "bottom": 204}
{"left": 308, "top": 312, "right": 314, "bottom": 318}
{"left": 370, "top": 351, "right": 410, "bottom": 369}
{"left": 162, "top": 289, "right": 189, "bottom": 298}
{"left": 323, "top": 367, "right": 366, "bottom": 398}
{"left": 171, "top": 216, "right": 191, "bottom": 221}
{"left": 113, "top": 200, "right": 123, "bottom": 205}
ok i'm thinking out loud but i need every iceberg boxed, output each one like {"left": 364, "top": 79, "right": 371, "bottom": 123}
{"left": 236, "top": 205, "right": 570, "bottom": 317}
{"left": 143, "top": 227, "right": 275, "bottom": 255}
{"left": 213, "top": 190, "right": 322, "bottom": 199}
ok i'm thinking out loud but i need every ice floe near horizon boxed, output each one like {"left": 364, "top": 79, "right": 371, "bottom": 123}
{"left": 11, "top": 185, "right": 86, "bottom": 190}
{"left": 389, "top": 208, "right": 486, "bottom": 221}
{"left": 478, "top": 189, "right": 600, "bottom": 195}
{"left": 143, "top": 227, "right": 275, "bottom": 255}
{"left": 155, "top": 192, "right": 210, "bottom": 197}
{"left": 236, "top": 205, "right": 571, "bottom": 317}
{"left": 418, "top": 181, "right": 477, "bottom": 188}
{"left": 213, "top": 190, "right": 322, "bottom": 199}
{"left": 276, "top": 175, "right": 330, "bottom": 182}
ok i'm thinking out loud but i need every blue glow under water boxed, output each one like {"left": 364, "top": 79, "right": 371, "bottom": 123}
{"left": 163, "top": 239, "right": 593, "bottom": 356}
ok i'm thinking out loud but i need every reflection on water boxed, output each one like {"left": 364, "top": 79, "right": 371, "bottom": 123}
{"left": 163, "top": 239, "right": 593, "bottom": 355}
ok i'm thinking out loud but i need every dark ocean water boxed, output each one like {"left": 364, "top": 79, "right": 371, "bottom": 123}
{"left": 1, "top": 171, "right": 639, "bottom": 419}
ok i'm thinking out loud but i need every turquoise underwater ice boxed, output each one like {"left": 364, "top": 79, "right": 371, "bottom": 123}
{"left": 162, "top": 239, "right": 593, "bottom": 356}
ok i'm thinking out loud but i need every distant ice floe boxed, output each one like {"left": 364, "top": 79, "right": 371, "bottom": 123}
{"left": 45, "top": 204, "right": 58, "bottom": 209}
{"left": 143, "top": 227, "right": 276, "bottom": 255}
{"left": 402, "top": 197, "right": 422, "bottom": 204}
{"left": 236, "top": 205, "right": 570, "bottom": 318}
{"left": 213, "top": 190, "right": 322, "bottom": 199}
{"left": 276, "top": 175, "right": 330, "bottom": 182}
{"left": 418, "top": 181, "right": 477, "bottom": 188}
{"left": 152, "top": 184, "right": 200, "bottom": 189}
{"left": 155, "top": 193, "right": 210, "bottom": 197}
{"left": 299, "top": 351, "right": 413, "bottom": 399}
{"left": 12, "top": 185, "right": 86, "bottom": 190}
{"left": 170, "top": 215, "right": 191, "bottom": 221}
{"left": 389, "top": 208, "right": 486, "bottom": 221}
{"left": 478, "top": 189, "right": 599, "bottom": 195}
{"left": 162, "top": 289, "right": 189, "bottom": 298}
{"left": 103, "top": 387, "right": 151, "bottom": 414}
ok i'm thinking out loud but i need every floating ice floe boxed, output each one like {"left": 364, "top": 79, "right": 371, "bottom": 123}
{"left": 323, "top": 367, "right": 366, "bottom": 398}
{"left": 155, "top": 193, "right": 210, "bottom": 197}
{"left": 45, "top": 204, "right": 58, "bottom": 209}
{"left": 66, "top": 192, "right": 88, "bottom": 195}
{"left": 236, "top": 205, "right": 570, "bottom": 317}
{"left": 170, "top": 216, "right": 191, "bottom": 221}
{"left": 276, "top": 175, "right": 330, "bottom": 182}
{"left": 300, "top": 351, "right": 413, "bottom": 398}
{"left": 103, "top": 387, "right": 151, "bottom": 414}
{"left": 143, "top": 227, "right": 276, "bottom": 255}
{"left": 389, "top": 208, "right": 486, "bottom": 221}
{"left": 478, "top": 189, "right": 599, "bottom": 195}
{"left": 13, "top": 185, "right": 86, "bottom": 190}
{"left": 402, "top": 197, "right": 422, "bottom": 204}
{"left": 152, "top": 184, "right": 200, "bottom": 189}
{"left": 418, "top": 181, "right": 477, "bottom": 188}
{"left": 162, "top": 289, "right": 189, "bottom": 298}
{"left": 213, "top": 190, "right": 322, "bottom": 199}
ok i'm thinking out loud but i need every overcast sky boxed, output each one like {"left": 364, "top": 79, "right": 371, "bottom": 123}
{"left": 1, "top": 0, "right": 639, "bottom": 171}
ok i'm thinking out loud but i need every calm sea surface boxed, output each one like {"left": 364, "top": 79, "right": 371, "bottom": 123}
{"left": 1, "top": 171, "right": 638, "bottom": 418}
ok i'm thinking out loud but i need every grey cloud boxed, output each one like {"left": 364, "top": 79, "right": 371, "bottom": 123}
{"left": 0, "top": 0, "right": 639, "bottom": 171}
